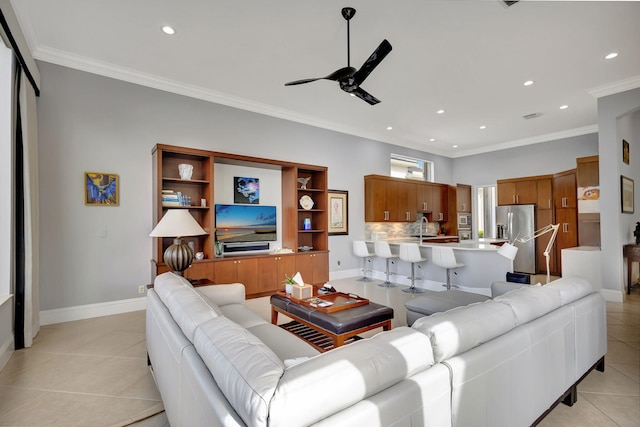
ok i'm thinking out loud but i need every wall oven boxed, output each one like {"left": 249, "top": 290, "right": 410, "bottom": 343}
{"left": 458, "top": 229, "right": 472, "bottom": 240}
{"left": 457, "top": 213, "right": 471, "bottom": 227}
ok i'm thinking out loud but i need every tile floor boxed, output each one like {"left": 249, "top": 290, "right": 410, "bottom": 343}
{"left": 0, "top": 276, "right": 637, "bottom": 426}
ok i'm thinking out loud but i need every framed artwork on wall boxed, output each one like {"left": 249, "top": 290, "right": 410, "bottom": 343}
{"left": 234, "top": 177, "right": 259, "bottom": 204}
{"left": 328, "top": 190, "right": 348, "bottom": 235}
{"left": 85, "top": 172, "right": 119, "bottom": 206}
{"left": 621, "top": 175, "right": 634, "bottom": 214}
{"left": 623, "top": 139, "right": 630, "bottom": 165}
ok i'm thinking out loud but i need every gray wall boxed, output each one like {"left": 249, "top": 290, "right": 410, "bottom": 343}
{"left": 452, "top": 134, "right": 598, "bottom": 187}
{"left": 36, "top": 61, "right": 452, "bottom": 310}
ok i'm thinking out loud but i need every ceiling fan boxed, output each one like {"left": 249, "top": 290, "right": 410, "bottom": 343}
{"left": 284, "top": 7, "right": 392, "bottom": 105}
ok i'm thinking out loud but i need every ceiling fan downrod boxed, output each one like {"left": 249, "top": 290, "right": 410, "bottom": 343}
{"left": 342, "top": 7, "right": 356, "bottom": 68}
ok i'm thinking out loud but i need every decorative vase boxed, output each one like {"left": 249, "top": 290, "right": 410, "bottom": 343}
{"left": 178, "top": 163, "right": 193, "bottom": 180}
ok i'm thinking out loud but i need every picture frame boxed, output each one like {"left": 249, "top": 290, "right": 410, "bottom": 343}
{"left": 622, "top": 139, "right": 630, "bottom": 165}
{"left": 328, "top": 190, "right": 348, "bottom": 235}
{"left": 621, "top": 175, "right": 634, "bottom": 214}
{"left": 85, "top": 172, "right": 119, "bottom": 206}
{"left": 234, "top": 177, "right": 259, "bottom": 204}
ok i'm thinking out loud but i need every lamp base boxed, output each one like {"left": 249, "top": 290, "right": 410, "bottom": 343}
{"left": 163, "top": 238, "right": 194, "bottom": 276}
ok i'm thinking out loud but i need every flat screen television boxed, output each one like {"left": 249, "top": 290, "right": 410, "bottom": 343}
{"left": 214, "top": 204, "right": 277, "bottom": 243}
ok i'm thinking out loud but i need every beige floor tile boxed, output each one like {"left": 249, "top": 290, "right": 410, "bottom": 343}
{"left": 580, "top": 393, "right": 640, "bottom": 427}
{"left": 604, "top": 339, "right": 640, "bottom": 364}
{"left": 578, "top": 364, "right": 640, "bottom": 396}
{"left": 608, "top": 324, "right": 640, "bottom": 343}
{"left": 0, "top": 386, "right": 46, "bottom": 418}
{"left": 537, "top": 393, "right": 618, "bottom": 426}
{"left": 609, "top": 362, "right": 640, "bottom": 383}
{"left": 607, "top": 311, "right": 640, "bottom": 327}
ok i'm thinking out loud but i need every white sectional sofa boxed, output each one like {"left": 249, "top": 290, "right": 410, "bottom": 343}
{"left": 146, "top": 272, "right": 606, "bottom": 427}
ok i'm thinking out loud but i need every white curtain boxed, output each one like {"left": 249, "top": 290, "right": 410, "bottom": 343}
{"left": 19, "top": 70, "right": 39, "bottom": 346}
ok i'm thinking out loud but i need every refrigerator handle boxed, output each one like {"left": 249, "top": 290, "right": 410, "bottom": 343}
{"left": 507, "top": 212, "right": 513, "bottom": 241}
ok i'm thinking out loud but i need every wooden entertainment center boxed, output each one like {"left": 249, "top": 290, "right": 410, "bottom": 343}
{"left": 151, "top": 144, "right": 329, "bottom": 298}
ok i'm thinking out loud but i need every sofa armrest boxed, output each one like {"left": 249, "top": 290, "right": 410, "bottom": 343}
{"left": 196, "top": 283, "right": 245, "bottom": 307}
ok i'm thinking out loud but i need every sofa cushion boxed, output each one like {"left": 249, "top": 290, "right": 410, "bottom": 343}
{"left": 545, "top": 277, "right": 595, "bottom": 306}
{"left": 247, "top": 323, "right": 319, "bottom": 362}
{"left": 155, "top": 273, "right": 224, "bottom": 342}
{"left": 219, "top": 304, "right": 267, "bottom": 329}
{"left": 494, "top": 285, "right": 562, "bottom": 325}
{"left": 268, "top": 327, "right": 434, "bottom": 427}
{"left": 412, "top": 301, "right": 517, "bottom": 362}
{"left": 193, "top": 316, "right": 284, "bottom": 427}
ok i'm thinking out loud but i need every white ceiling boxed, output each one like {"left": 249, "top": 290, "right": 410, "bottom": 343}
{"left": 12, "top": 0, "right": 640, "bottom": 157}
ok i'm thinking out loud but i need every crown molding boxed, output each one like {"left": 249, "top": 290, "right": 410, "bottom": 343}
{"left": 588, "top": 75, "right": 640, "bottom": 99}
{"left": 452, "top": 125, "right": 599, "bottom": 158}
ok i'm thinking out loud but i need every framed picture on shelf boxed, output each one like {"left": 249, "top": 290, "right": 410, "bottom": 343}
{"left": 85, "top": 172, "right": 119, "bottom": 206}
{"left": 621, "top": 175, "right": 634, "bottom": 214}
{"left": 234, "top": 177, "right": 259, "bottom": 204}
{"left": 328, "top": 190, "right": 348, "bottom": 235}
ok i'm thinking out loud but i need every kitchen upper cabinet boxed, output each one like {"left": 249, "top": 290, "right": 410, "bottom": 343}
{"left": 497, "top": 179, "right": 537, "bottom": 205}
{"left": 457, "top": 184, "right": 472, "bottom": 213}
{"left": 416, "top": 183, "right": 448, "bottom": 221}
{"left": 554, "top": 170, "right": 577, "bottom": 209}
{"left": 537, "top": 178, "right": 553, "bottom": 210}
{"left": 365, "top": 175, "right": 416, "bottom": 222}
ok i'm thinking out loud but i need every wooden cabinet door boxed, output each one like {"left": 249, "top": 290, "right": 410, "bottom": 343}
{"left": 214, "top": 259, "right": 238, "bottom": 284}
{"left": 537, "top": 178, "right": 553, "bottom": 210}
{"left": 312, "top": 252, "right": 329, "bottom": 284}
{"left": 457, "top": 184, "right": 472, "bottom": 212}
{"left": 536, "top": 209, "right": 556, "bottom": 274}
{"left": 295, "top": 253, "right": 314, "bottom": 284}
{"left": 236, "top": 258, "right": 259, "bottom": 295}
{"left": 416, "top": 184, "right": 432, "bottom": 212}
{"left": 555, "top": 208, "right": 578, "bottom": 274}
{"left": 184, "top": 262, "right": 213, "bottom": 281}
{"left": 515, "top": 180, "right": 537, "bottom": 204}
{"left": 554, "top": 172, "right": 577, "bottom": 209}
{"left": 258, "top": 257, "right": 280, "bottom": 293}
{"left": 365, "top": 178, "right": 386, "bottom": 221}
{"left": 277, "top": 255, "right": 297, "bottom": 291}
{"left": 432, "top": 185, "right": 448, "bottom": 221}
{"left": 395, "top": 181, "right": 416, "bottom": 221}
{"left": 497, "top": 182, "right": 516, "bottom": 205}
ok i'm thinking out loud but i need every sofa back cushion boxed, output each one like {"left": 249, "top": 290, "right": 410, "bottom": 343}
{"left": 194, "top": 316, "right": 284, "bottom": 427}
{"left": 412, "top": 301, "right": 517, "bottom": 362}
{"left": 494, "top": 285, "right": 562, "bottom": 325}
{"left": 154, "top": 272, "right": 223, "bottom": 342}
{"left": 545, "top": 276, "right": 595, "bottom": 305}
{"left": 268, "top": 327, "right": 434, "bottom": 427}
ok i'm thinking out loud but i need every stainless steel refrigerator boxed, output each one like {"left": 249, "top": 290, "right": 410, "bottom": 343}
{"left": 496, "top": 204, "right": 536, "bottom": 274}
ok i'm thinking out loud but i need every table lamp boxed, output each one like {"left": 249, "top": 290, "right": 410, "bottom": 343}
{"left": 150, "top": 209, "right": 208, "bottom": 275}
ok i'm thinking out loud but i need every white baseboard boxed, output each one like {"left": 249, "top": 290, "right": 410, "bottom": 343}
{"left": 601, "top": 289, "right": 624, "bottom": 303}
{"left": 40, "top": 297, "right": 147, "bottom": 325}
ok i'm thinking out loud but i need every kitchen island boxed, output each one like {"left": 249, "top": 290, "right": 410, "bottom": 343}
{"left": 366, "top": 239, "right": 514, "bottom": 295}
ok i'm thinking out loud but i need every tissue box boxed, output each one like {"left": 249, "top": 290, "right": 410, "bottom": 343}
{"left": 292, "top": 284, "right": 313, "bottom": 300}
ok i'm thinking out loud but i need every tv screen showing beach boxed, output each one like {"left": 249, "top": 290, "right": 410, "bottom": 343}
{"left": 215, "top": 204, "right": 277, "bottom": 242}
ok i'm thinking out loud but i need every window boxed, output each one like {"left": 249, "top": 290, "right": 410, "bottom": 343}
{"left": 476, "top": 185, "right": 497, "bottom": 239}
{"left": 390, "top": 154, "right": 434, "bottom": 182}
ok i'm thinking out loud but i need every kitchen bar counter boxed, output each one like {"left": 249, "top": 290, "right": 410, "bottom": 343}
{"left": 365, "top": 239, "right": 513, "bottom": 293}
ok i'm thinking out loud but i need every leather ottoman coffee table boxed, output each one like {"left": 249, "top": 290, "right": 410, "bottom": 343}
{"left": 270, "top": 292, "right": 394, "bottom": 352}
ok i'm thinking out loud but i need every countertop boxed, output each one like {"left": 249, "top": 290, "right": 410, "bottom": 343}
{"left": 371, "top": 238, "right": 502, "bottom": 251}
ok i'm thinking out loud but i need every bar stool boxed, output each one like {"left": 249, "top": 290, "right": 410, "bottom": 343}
{"left": 374, "top": 241, "right": 398, "bottom": 287}
{"left": 353, "top": 241, "right": 375, "bottom": 282}
{"left": 431, "top": 246, "right": 464, "bottom": 290}
{"left": 399, "top": 243, "right": 427, "bottom": 293}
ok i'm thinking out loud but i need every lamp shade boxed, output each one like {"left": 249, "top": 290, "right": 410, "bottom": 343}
{"left": 149, "top": 209, "right": 206, "bottom": 237}
{"left": 497, "top": 242, "right": 518, "bottom": 261}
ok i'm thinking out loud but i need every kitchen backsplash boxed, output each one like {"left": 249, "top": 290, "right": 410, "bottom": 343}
{"left": 365, "top": 220, "right": 439, "bottom": 239}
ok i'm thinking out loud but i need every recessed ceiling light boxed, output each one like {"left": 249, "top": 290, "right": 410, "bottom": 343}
{"left": 452, "top": 145, "right": 459, "bottom": 148}
{"left": 386, "top": 126, "right": 393, "bottom": 130}
{"left": 560, "top": 105, "right": 569, "bottom": 110}
{"left": 429, "top": 138, "right": 435, "bottom": 142}
{"left": 605, "top": 52, "right": 618, "bottom": 60}
{"left": 437, "top": 109, "right": 445, "bottom": 114}
{"left": 523, "top": 80, "right": 534, "bottom": 86}
{"left": 479, "top": 125, "right": 487, "bottom": 130}
{"left": 162, "top": 26, "right": 175, "bottom": 35}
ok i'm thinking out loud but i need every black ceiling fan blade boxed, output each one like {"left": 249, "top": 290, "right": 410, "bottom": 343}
{"left": 352, "top": 39, "right": 392, "bottom": 86}
{"left": 285, "top": 66, "right": 357, "bottom": 87}
{"left": 352, "top": 87, "right": 381, "bottom": 105}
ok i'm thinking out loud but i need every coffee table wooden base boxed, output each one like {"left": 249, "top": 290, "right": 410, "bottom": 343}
{"left": 271, "top": 305, "right": 392, "bottom": 352}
